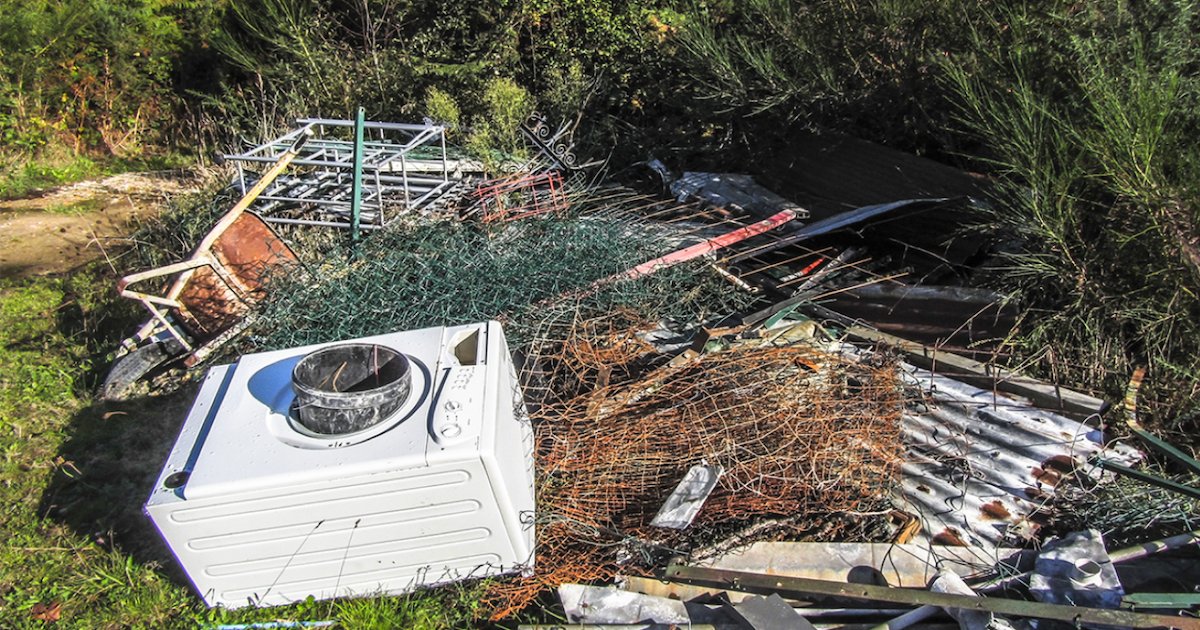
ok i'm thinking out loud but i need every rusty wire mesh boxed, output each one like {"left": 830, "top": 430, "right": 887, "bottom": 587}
{"left": 482, "top": 313, "right": 906, "bottom": 619}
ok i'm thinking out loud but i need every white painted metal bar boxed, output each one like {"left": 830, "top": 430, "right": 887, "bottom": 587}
{"left": 297, "top": 117, "right": 433, "bottom": 132}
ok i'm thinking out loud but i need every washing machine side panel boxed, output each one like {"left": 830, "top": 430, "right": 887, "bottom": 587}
{"left": 150, "top": 458, "right": 521, "bottom": 608}
{"left": 477, "top": 321, "right": 536, "bottom": 567}
{"left": 146, "top": 500, "right": 217, "bottom": 605}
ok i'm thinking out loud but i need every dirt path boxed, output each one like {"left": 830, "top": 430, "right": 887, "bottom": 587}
{"left": 0, "top": 173, "right": 196, "bottom": 278}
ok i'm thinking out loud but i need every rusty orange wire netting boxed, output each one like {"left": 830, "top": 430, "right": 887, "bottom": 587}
{"left": 481, "top": 312, "right": 906, "bottom": 619}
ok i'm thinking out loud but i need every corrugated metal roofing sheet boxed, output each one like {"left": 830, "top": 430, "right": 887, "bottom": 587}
{"left": 896, "top": 364, "right": 1142, "bottom": 550}
{"left": 750, "top": 131, "right": 991, "bottom": 221}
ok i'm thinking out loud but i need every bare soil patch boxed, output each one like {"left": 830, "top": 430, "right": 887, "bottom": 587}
{"left": 0, "top": 172, "right": 196, "bottom": 278}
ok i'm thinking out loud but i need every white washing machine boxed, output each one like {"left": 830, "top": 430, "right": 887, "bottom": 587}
{"left": 145, "top": 321, "right": 535, "bottom": 608}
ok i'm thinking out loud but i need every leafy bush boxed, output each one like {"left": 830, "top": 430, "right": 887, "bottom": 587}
{"left": 424, "top": 87, "right": 462, "bottom": 133}
{"left": 466, "top": 78, "right": 533, "bottom": 168}
{"left": 0, "top": 0, "right": 216, "bottom": 156}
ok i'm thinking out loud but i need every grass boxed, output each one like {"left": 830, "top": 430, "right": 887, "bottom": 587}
{"left": 0, "top": 151, "right": 191, "bottom": 201}
{"left": 0, "top": 154, "right": 101, "bottom": 200}
{"left": 0, "top": 275, "right": 484, "bottom": 628}
{"left": 44, "top": 199, "right": 107, "bottom": 216}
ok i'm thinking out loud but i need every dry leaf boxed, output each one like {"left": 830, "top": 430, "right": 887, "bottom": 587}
{"left": 30, "top": 601, "right": 62, "bottom": 622}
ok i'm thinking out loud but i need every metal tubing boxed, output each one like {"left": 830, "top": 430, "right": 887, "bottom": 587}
{"left": 665, "top": 565, "right": 1200, "bottom": 630}
{"left": 1093, "top": 458, "right": 1200, "bottom": 500}
{"left": 263, "top": 217, "right": 385, "bottom": 230}
{"left": 410, "top": 181, "right": 452, "bottom": 207}
{"left": 400, "top": 150, "right": 411, "bottom": 207}
{"left": 1129, "top": 425, "right": 1200, "bottom": 477}
{"left": 350, "top": 107, "right": 365, "bottom": 242}
{"left": 373, "top": 168, "right": 384, "bottom": 227}
{"left": 297, "top": 117, "right": 436, "bottom": 132}
{"left": 223, "top": 118, "right": 452, "bottom": 227}
{"left": 441, "top": 129, "right": 449, "bottom": 182}
{"left": 618, "top": 209, "right": 799, "bottom": 281}
{"left": 401, "top": 126, "right": 441, "bottom": 152}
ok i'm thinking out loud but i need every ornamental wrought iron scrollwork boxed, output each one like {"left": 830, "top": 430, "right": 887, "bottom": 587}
{"left": 521, "top": 111, "right": 587, "bottom": 171}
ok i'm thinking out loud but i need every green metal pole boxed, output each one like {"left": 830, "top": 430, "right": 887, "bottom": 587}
{"left": 350, "top": 106, "right": 365, "bottom": 245}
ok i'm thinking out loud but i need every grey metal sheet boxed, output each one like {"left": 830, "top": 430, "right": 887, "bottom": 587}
{"left": 671, "top": 172, "right": 810, "bottom": 222}
{"left": 689, "top": 542, "right": 1021, "bottom": 590}
{"left": 650, "top": 463, "right": 724, "bottom": 529}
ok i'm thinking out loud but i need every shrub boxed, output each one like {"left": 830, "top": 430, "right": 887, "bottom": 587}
{"left": 424, "top": 87, "right": 461, "bottom": 133}
{"left": 940, "top": 1, "right": 1200, "bottom": 432}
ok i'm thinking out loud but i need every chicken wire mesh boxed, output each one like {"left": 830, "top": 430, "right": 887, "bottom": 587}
{"left": 481, "top": 313, "right": 906, "bottom": 619}
{"left": 243, "top": 187, "right": 746, "bottom": 352}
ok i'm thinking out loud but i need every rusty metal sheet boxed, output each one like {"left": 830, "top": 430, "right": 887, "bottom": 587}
{"left": 211, "top": 211, "right": 298, "bottom": 294}
{"left": 176, "top": 265, "right": 244, "bottom": 338}
{"left": 820, "top": 283, "right": 1017, "bottom": 354}
{"left": 176, "top": 212, "right": 296, "bottom": 341}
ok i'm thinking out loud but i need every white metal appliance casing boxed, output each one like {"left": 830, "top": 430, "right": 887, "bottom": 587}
{"left": 146, "top": 321, "right": 535, "bottom": 608}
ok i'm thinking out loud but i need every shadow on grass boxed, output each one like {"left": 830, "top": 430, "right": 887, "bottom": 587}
{"left": 38, "top": 385, "right": 199, "bottom": 584}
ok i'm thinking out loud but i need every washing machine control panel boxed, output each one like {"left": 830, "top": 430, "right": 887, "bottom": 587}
{"left": 431, "top": 325, "right": 488, "bottom": 446}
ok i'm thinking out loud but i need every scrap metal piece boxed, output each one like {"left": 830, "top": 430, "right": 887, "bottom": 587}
{"left": 1124, "top": 593, "right": 1200, "bottom": 609}
{"left": 470, "top": 170, "right": 567, "bottom": 223}
{"left": 928, "top": 571, "right": 1014, "bottom": 630}
{"left": 558, "top": 584, "right": 690, "bottom": 625}
{"left": 833, "top": 321, "right": 1108, "bottom": 418}
{"left": 572, "top": 208, "right": 801, "bottom": 302}
{"left": 877, "top": 528, "right": 1200, "bottom": 630}
{"left": 106, "top": 132, "right": 310, "bottom": 398}
{"left": 895, "top": 363, "right": 1142, "bottom": 551}
{"left": 350, "top": 106, "right": 365, "bottom": 242}
{"left": 1030, "top": 529, "right": 1124, "bottom": 610}
{"left": 1107, "top": 386, "right": 1200, "bottom": 496}
{"left": 223, "top": 118, "right": 455, "bottom": 229}
{"left": 521, "top": 111, "right": 598, "bottom": 171}
{"left": 729, "top": 594, "right": 817, "bottom": 630}
{"left": 650, "top": 463, "right": 724, "bottom": 529}
{"left": 692, "top": 542, "right": 1023, "bottom": 590}
{"left": 663, "top": 564, "right": 1200, "bottom": 630}
{"left": 614, "top": 209, "right": 800, "bottom": 282}
{"left": 670, "top": 172, "right": 810, "bottom": 221}
{"left": 816, "top": 284, "right": 1017, "bottom": 354}
{"left": 727, "top": 198, "right": 958, "bottom": 262}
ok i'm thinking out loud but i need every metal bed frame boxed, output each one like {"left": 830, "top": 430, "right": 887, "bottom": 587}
{"left": 223, "top": 118, "right": 455, "bottom": 229}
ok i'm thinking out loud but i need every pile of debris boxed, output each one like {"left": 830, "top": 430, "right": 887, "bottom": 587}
{"left": 108, "top": 113, "right": 1200, "bottom": 627}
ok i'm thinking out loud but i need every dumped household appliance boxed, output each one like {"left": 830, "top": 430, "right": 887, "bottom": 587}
{"left": 145, "top": 321, "right": 535, "bottom": 608}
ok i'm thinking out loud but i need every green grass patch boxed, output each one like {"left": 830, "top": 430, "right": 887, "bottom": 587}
{"left": 0, "top": 151, "right": 191, "bottom": 201}
{"left": 0, "top": 154, "right": 101, "bottom": 200}
{"left": 44, "top": 198, "right": 107, "bottom": 216}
